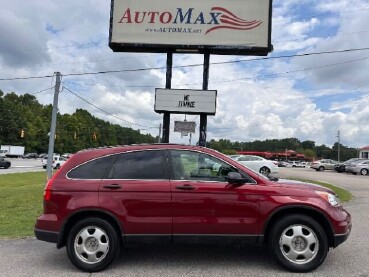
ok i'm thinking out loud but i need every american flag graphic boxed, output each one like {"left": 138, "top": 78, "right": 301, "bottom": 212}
{"left": 206, "top": 7, "right": 263, "bottom": 35}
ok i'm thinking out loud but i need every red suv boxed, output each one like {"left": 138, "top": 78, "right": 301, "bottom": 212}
{"left": 35, "top": 144, "right": 351, "bottom": 273}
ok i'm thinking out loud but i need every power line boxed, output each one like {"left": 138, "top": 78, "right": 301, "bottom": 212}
{"left": 2, "top": 47, "right": 369, "bottom": 81}
{"left": 62, "top": 86, "right": 157, "bottom": 129}
{"left": 28, "top": 87, "right": 54, "bottom": 95}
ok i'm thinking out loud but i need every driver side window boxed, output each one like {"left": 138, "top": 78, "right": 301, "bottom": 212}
{"left": 170, "top": 150, "right": 237, "bottom": 182}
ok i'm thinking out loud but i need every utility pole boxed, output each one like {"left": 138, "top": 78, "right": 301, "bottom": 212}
{"left": 46, "top": 72, "right": 61, "bottom": 180}
{"left": 337, "top": 130, "right": 341, "bottom": 162}
{"left": 158, "top": 124, "right": 162, "bottom": 143}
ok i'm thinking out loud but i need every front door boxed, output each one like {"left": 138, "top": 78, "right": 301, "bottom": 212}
{"left": 169, "top": 150, "right": 261, "bottom": 238}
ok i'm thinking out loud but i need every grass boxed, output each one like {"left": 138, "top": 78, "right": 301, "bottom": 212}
{"left": 0, "top": 172, "right": 352, "bottom": 238}
{"left": 0, "top": 172, "right": 47, "bottom": 238}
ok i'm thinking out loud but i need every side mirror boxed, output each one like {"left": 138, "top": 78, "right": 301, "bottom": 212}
{"left": 225, "top": 172, "right": 249, "bottom": 186}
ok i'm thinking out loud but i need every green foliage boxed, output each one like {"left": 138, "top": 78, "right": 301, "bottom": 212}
{"left": 207, "top": 138, "right": 359, "bottom": 161}
{"left": 0, "top": 92, "right": 157, "bottom": 153}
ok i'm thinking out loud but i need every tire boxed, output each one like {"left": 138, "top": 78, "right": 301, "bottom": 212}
{"left": 259, "top": 167, "right": 271, "bottom": 176}
{"left": 55, "top": 164, "right": 60, "bottom": 169}
{"left": 268, "top": 214, "right": 328, "bottom": 273}
{"left": 318, "top": 166, "right": 325, "bottom": 172}
{"left": 4, "top": 163, "right": 10, "bottom": 169}
{"left": 66, "top": 217, "right": 120, "bottom": 272}
{"left": 360, "top": 169, "right": 369, "bottom": 176}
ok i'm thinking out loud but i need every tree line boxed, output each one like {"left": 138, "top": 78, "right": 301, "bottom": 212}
{"left": 0, "top": 91, "right": 156, "bottom": 154}
{"left": 0, "top": 90, "right": 360, "bottom": 160}
{"left": 207, "top": 138, "right": 359, "bottom": 161}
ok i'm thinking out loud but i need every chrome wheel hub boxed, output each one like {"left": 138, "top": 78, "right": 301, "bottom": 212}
{"left": 74, "top": 226, "right": 109, "bottom": 264}
{"left": 279, "top": 224, "right": 319, "bottom": 265}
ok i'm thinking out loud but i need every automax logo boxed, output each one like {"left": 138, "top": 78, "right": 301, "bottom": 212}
{"left": 117, "top": 7, "right": 263, "bottom": 35}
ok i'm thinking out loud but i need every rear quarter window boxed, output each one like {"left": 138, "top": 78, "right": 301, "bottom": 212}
{"left": 67, "top": 155, "right": 117, "bottom": 179}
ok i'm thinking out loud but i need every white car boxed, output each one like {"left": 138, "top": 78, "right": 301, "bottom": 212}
{"left": 229, "top": 155, "right": 279, "bottom": 176}
{"left": 42, "top": 156, "right": 67, "bottom": 169}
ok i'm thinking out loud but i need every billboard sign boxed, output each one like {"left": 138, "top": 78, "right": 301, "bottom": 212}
{"left": 154, "top": 89, "right": 217, "bottom": 115}
{"left": 174, "top": 121, "right": 196, "bottom": 133}
{"left": 109, "top": 0, "right": 272, "bottom": 55}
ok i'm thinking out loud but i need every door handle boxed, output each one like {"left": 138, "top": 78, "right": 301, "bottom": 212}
{"left": 175, "top": 185, "right": 195, "bottom": 190}
{"left": 103, "top": 184, "right": 122, "bottom": 190}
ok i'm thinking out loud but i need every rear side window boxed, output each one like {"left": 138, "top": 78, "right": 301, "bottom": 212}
{"left": 109, "top": 150, "right": 165, "bottom": 179}
{"left": 67, "top": 155, "right": 117, "bottom": 179}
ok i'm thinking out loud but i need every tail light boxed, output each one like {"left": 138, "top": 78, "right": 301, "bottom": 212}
{"left": 44, "top": 169, "right": 61, "bottom": 201}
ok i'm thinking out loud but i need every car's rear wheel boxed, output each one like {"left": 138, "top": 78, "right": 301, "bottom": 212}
{"left": 268, "top": 214, "right": 328, "bottom": 272}
{"left": 66, "top": 217, "right": 120, "bottom": 272}
{"left": 260, "top": 167, "right": 270, "bottom": 176}
{"left": 4, "top": 163, "right": 10, "bottom": 169}
{"left": 318, "top": 166, "right": 325, "bottom": 171}
{"left": 360, "top": 169, "right": 369, "bottom": 176}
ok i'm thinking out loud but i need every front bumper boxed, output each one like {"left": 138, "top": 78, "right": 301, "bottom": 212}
{"left": 332, "top": 208, "right": 352, "bottom": 248}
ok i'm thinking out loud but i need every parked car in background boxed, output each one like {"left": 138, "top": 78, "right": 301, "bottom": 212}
{"left": 0, "top": 157, "right": 11, "bottom": 169}
{"left": 62, "top": 153, "right": 73, "bottom": 159}
{"left": 334, "top": 158, "right": 364, "bottom": 173}
{"left": 35, "top": 144, "right": 351, "bottom": 273}
{"left": 345, "top": 159, "right": 369, "bottom": 175}
{"left": 311, "top": 159, "right": 338, "bottom": 171}
{"left": 23, "top": 153, "right": 39, "bottom": 159}
{"left": 277, "top": 161, "right": 288, "bottom": 167}
{"left": 286, "top": 161, "right": 304, "bottom": 168}
{"left": 39, "top": 153, "right": 47, "bottom": 158}
{"left": 229, "top": 155, "right": 279, "bottom": 176}
{"left": 42, "top": 156, "right": 67, "bottom": 169}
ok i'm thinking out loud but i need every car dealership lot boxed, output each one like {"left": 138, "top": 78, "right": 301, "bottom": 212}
{"left": 0, "top": 166, "right": 368, "bottom": 276}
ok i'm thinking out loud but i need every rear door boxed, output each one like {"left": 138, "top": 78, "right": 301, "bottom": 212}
{"left": 99, "top": 150, "right": 172, "bottom": 238}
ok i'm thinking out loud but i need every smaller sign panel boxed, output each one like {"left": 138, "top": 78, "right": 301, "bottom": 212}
{"left": 174, "top": 121, "right": 196, "bottom": 133}
{"left": 155, "top": 89, "right": 217, "bottom": 115}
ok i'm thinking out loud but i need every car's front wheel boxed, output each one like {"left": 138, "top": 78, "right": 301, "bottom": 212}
{"left": 268, "top": 214, "right": 328, "bottom": 272}
{"left": 66, "top": 217, "right": 120, "bottom": 272}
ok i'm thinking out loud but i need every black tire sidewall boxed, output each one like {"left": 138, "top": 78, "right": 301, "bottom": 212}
{"left": 260, "top": 167, "right": 270, "bottom": 175}
{"left": 268, "top": 214, "right": 328, "bottom": 273}
{"left": 66, "top": 217, "right": 120, "bottom": 272}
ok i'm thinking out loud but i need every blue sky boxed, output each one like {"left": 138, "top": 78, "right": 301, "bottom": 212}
{"left": 0, "top": 0, "right": 369, "bottom": 148}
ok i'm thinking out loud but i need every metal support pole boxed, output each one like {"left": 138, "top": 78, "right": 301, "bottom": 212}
{"left": 199, "top": 52, "right": 210, "bottom": 147}
{"left": 158, "top": 124, "right": 162, "bottom": 143}
{"left": 46, "top": 72, "right": 61, "bottom": 179}
{"left": 162, "top": 52, "right": 173, "bottom": 143}
{"left": 337, "top": 130, "right": 341, "bottom": 162}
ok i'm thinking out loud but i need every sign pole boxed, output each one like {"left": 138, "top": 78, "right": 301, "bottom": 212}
{"left": 162, "top": 51, "right": 173, "bottom": 143}
{"left": 199, "top": 52, "right": 210, "bottom": 147}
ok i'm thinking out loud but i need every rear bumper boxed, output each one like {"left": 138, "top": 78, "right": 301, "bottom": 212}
{"left": 34, "top": 229, "right": 58, "bottom": 243}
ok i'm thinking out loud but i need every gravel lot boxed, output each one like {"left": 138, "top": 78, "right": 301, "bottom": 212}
{"left": 0, "top": 165, "right": 368, "bottom": 276}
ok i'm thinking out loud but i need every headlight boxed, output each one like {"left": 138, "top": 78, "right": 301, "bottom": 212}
{"left": 315, "top": 191, "right": 340, "bottom": 206}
